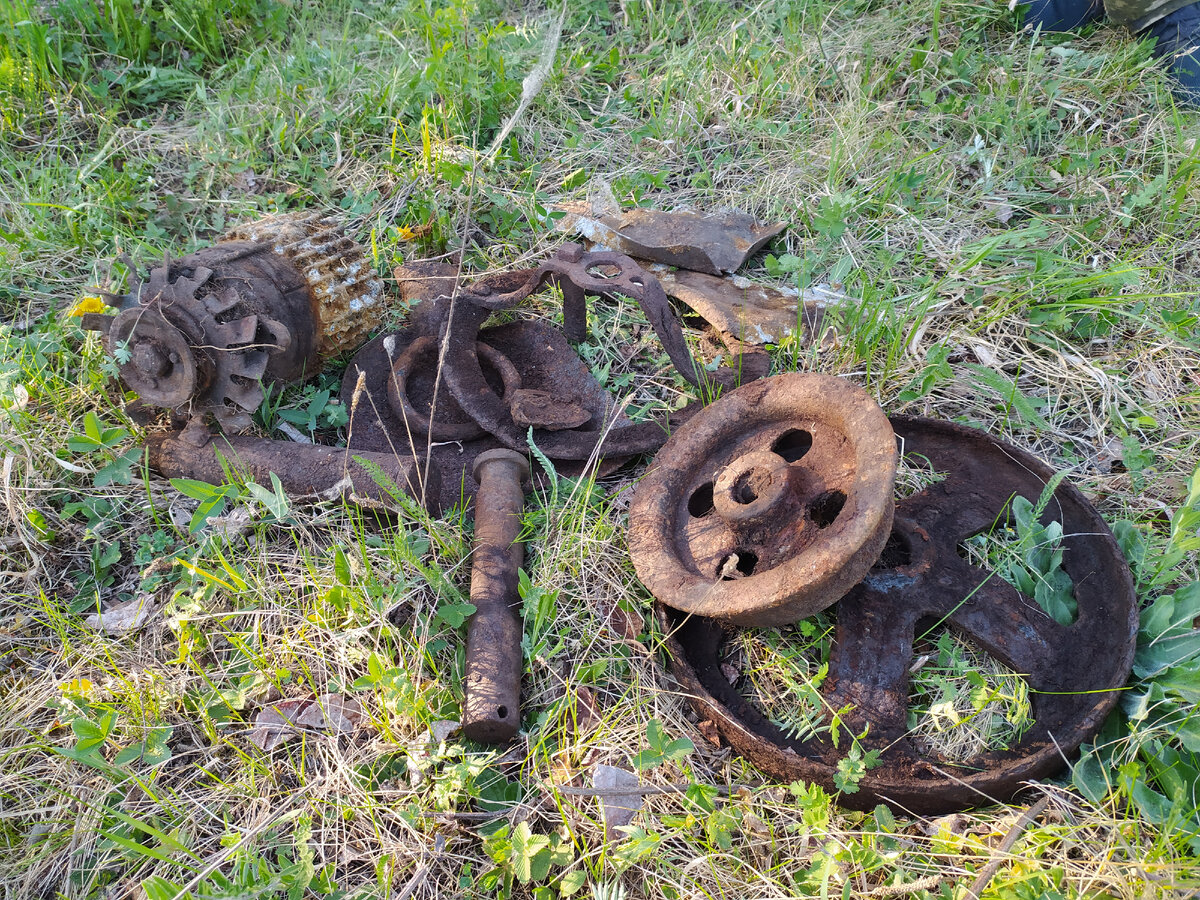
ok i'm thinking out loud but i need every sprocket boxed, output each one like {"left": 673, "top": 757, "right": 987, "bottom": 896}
{"left": 86, "top": 213, "right": 386, "bottom": 431}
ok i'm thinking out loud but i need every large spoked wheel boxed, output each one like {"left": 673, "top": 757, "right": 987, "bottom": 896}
{"left": 629, "top": 373, "right": 898, "bottom": 627}
{"left": 659, "top": 416, "right": 1138, "bottom": 813}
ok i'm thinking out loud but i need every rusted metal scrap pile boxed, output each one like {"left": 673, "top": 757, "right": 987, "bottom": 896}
{"left": 87, "top": 210, "right": 1137, "bottom": 814}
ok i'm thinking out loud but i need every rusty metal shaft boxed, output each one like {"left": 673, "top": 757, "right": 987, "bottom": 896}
{"left": 462, "top": 449, "right": 530, "bottom": 743}
{"left": 146, "top": 431, "right": 441, "bottom": 514}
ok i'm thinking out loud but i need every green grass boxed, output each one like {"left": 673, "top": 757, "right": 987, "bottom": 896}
{"left": 3, "top": 0, "right": 1200, "bottom": 897}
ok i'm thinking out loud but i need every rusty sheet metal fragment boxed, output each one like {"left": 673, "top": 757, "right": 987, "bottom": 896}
{"left": 657, "top": 269, "right": 837, "bottom": 345}
{"left": 146, "top": 430, "right": 440, "bottom": 514}
{"left": 565, "top": 208, "right": 785, "bottom": 275}
{"left": 442, "top": 246, "right": 759, "bottom": 462}
{"left": 393, "top": 260, "right": 457, "bottom": 306}
{"left": 659, "top": 416, "right": 1138, "bottom": 814}
{"left": 628, "top": 373, "right": 898, "bottom": 627}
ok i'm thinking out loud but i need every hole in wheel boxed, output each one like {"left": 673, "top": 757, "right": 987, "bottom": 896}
{"left": 957, "top": 510, "right": 1078, "bottom": 625}
{"left": 496, "top": 705, "right": 508, "bottom": 719}
{"left": 906, "top": 623, "right": 1035, "bottom": 761}
{"left": 725, "top": 609, "right": 837, "bottom": 742}
{"left": 732, "top": 471, "right": 760, "bottom": 504}
{"left": 587, "top": 263, "right": 622, "bottom": 279}
{"left": 873, "top": 530, "right": 912, "bottom": 570}
{"left": 809, "top": 490, "right": 846, "bottom": 528}
{"left": 688, "top": 482, "right": 715, "bottom": 517}
{"left": 772, "top": 429, "right": 813, "bottom": 462}
{"left": 896, "top": 452, "right": 947, "bottom": 499}
{"left": 719, "top": 550, "right": 758, "bottom": 579}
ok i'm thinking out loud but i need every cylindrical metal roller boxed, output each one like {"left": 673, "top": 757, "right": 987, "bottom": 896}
{"left": 146, "top": 431, "right": 440, "bottom": 515}
{"left": 462, "top": 448, "right": 530, "bottom": 743}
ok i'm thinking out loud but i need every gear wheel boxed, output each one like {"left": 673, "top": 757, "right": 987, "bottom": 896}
{"left": 90, "top": 214, "right": 386, "bottom": 431}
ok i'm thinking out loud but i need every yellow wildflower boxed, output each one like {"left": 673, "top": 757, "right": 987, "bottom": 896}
{"left": 70, "top": 295, "right": 108, "bottom": 317}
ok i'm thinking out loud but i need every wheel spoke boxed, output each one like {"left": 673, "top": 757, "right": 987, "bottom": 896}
{"left": 931, "top": 562, "right": 1065, "bottom": 689}
{"left": 825, "top": 589, "right": 919, "bottom": 741}
{"left": 680, "top": 510, "right": 740, "bottom": 580}
{"left": 790, "top": 421, "right": 857, "bottom": 494}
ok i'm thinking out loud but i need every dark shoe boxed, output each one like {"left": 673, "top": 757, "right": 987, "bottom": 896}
{"left": 1142, "top": 1, "right": 1200, "bottom": 104}
{"left": 1020, "top": 0, "right": 1104, "bottom": 31}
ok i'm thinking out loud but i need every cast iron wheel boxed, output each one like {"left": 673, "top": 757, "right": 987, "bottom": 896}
{"left": 659, "top": 416, "right": 1138, "bottom": 813}
{"left": 628, "top": 373, "right": 898, "bottom": 626}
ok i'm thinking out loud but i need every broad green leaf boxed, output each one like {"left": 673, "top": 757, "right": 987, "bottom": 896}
{"left": 72, "top": 718, "right": 105, "bottom": 749}
{"left": 1129, "top": 780, "right": 1174, "bottom": 825}
{"left": 170, "top": 477, "right": 225, "bottom": 501}
{"left": 1113, "top": 520, "right": 1146, "bottom": 571}
{"left": 646, "top": 718, "right": 666, "bottom": 751}
{"left": 95, "top": 448, "right": 141, "bottom": 487}
{"left": 662, "top": 736, "right": 694, "bottom": 763}
{"left": 631, "top": 749, "right": 659, "bottom": 772}
{"left": 510, "top": 822, "right": 551, "bottom": 884}
{"left": 333, "top": 547, "right": 352, "bottom": 586}
{"left": 114, "top": 743, "right": 145, "bottom": 766}
{"left": 437, "top": 600, "right": 476, "bottom": 629}
{"left": 85, "top": 411, "right": 104, "bottom": 444}
{"left": 190, "top": 493, "right": 229, "bottom": 533}
{"left": 1134, "top": 630, "right": 1200, "bottom": 679}
{"left": 1072, "top": 749, "right": 1113, "bottom": 806}
{"left": 245, "top": 473, "right": 289, "bottom": 520}
{"left": 558, "top": 869, "right": 587, "bottom": 897}
{"left": 143, "top": 725, "right": 173, "bottom": 766}
{"left": 1140, "top": 593, "right": 1177, "bottom": 641}
{"left": 1159, "top": 667, "right": 1200, "bottom": 703}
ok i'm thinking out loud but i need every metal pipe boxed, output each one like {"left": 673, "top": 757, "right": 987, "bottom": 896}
{"left": 461, "top": 448, "right": 530, "bottom": 742}
{"left": 145, "top": 431, "right": 441, "bottom": 515}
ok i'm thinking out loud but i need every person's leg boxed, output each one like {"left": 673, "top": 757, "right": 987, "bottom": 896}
{"left": 1021, "top": 0, "right": 1105, "bottom": 31}
{"left": 1141, "top": 2, "right": 1200, "bottom": 103}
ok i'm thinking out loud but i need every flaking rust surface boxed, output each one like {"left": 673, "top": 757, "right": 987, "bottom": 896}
{"left": 660, "top": 416, "right": 1138, "bottom": 813}
{"left": 562, "top": 207, "right": 785, "bottom": 275}
{"left": 226, "top": 212, "right": 387, "bottom": 360}
{"left": 656, "top": 269, "right": 828, "bottom": 345}
{"left": 628, "top": 373, "right": 897, "bottom": 626}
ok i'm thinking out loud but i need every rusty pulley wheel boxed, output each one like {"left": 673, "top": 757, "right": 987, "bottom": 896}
{"left": 628, "top": 373, "right": 898, "bottom": 627}
{"left": 659, "top": 416, "right": 1138, "bottom": 813}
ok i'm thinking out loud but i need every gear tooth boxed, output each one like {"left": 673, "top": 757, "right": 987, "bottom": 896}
{"left": 143, "top": 265, "right": 172, "bottom": 302}
{"left": 204, "top": 286, "right": 241, "bottom": 316}
{"left": 215, "top": 316, "right": 258, "bottom": 347}
{"left": 229, "top": 349, "right": 269, "bottom": 381}
{"left": 223, "top": 379, "right": 264, "bottom": 412}
{"left": 172, "top": 274, "right": 206, "bottom": 300}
